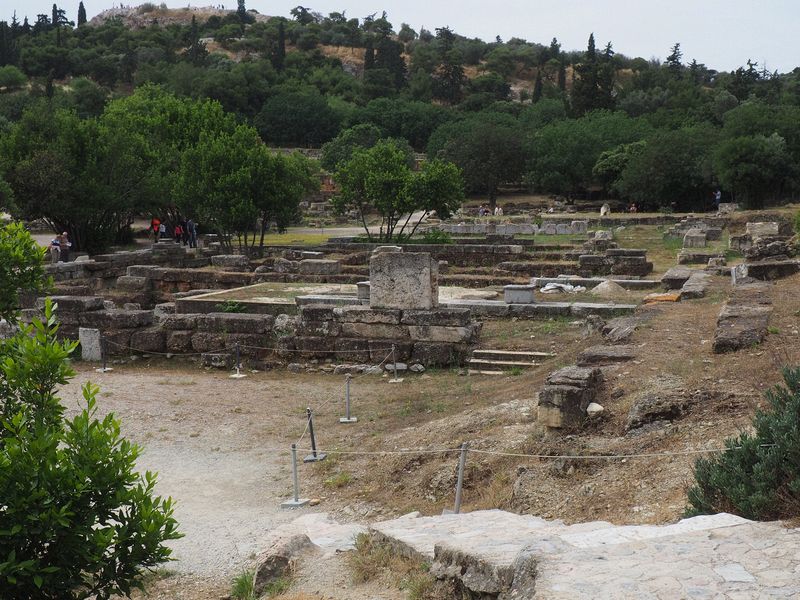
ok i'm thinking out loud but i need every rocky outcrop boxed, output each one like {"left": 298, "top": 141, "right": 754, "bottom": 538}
{"left": 537, "top": 366, "right": 603, "bottom": 428}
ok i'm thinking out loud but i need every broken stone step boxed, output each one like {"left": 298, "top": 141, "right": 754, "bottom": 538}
{"left": 472, "top": 349, "right": 556, "bottom": 359}
{"left": 467, "top": 369, "right": 508, "bottom": 376}
{"left": 467, "top": 359, "right": 539, "bottom": 368}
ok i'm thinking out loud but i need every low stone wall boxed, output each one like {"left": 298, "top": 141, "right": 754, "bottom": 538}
{"left": 291, "top": 304, "right": 479, "bottom": 366}
{"left": 578, "top": 249, "right": 653, "bottom": 277}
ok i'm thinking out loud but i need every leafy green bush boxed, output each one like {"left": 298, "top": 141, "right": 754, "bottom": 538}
{"left": 421, "top": 229, "right": 453, "bottom": 244}
{"left": 0, "top": 301, "right": 181, "bottom": 599}
{"left": 216, "top": 300, "right": 247, "bottom": 313}
{"left": 794, "top": 211, "right": 800, "bottom": 235}
{"left": 0, "top": 223, "right": 47, "bottom": 323}
{"left": 686, "top": 366, "right": 800, "bottom": 520}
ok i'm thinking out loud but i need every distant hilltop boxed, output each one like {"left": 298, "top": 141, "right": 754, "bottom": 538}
{"left": 88, "top": 4, "right": 270, "bottom": 28}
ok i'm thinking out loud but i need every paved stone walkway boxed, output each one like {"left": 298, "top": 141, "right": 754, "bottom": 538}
{"left": 371, "top": 510, "right": 800, "bottom": 598}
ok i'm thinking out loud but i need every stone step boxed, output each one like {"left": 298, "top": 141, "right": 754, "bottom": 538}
{"left": 467, "top": 359, "right": 539, "bottom": 368}
{"left": 467, "top": 369, "right": 507, "bottom": 376}
{"left": 472, "top": 349, "right": 556, "bottom": 360}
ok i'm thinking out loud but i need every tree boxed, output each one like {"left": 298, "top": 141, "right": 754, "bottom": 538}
{"left": 237, "top": 0, "right": 247, "bottom": 21}
{"left": 77, "top": 1, "right": 86, "bottom": 26}
{"left": 687, "top": 366, "right": 800, "bottom": 520}
{"left": 0, "top": 223, "right": 46, "bottom": 323}
{"left": 0, "top": 65, "right": 26, "bottom": 90}
{"left": 616, "top": 125, "right": 717, "bottom": 210}
{"left": 571, "top": 33, "right": 614, "bottom": 115}
{"left": 320, "top": 123, "right": 383, "bottom": 171}
{"left": 0, "top": 301, "right": 181, "bottom": 599}
{"left": 271, "top": 19, "right": 286, "bottom": 72}
{"left": 428, "top": 112, "right": 524, "bottom": 210}
{"left": 332, "top": 139, "right": 463, "bottom": 241}
{"left": 186, "top": 16, "right": 208, "bottom": 66}
{"left": 592, "top": 140, "right": 646, "bottom": 196}
{"left": 666, "top": 42, "right": 683, "bottom": 77}
{"left": 532, "top": 71, "right": 543, "bottom": 103}
{"left": 713, "top": 134, "right": 795, "bottom": 208}
{"left": 432, "top": 27, "right": 465, "bottom": 104}
{"left": 254, "top": 87, "right": 340, "bottom": 147}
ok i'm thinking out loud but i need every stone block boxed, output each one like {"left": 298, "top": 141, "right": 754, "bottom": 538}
{"left": 79, "top": 328, "right": 102, "bottom": 361}
{"left": 400, "top": 308, "right": 471, "bottom": 327}
{"left": 116, "top": 275, "right": 151, "bottom": 291}
{"left": 369, "top": 251, "right": 438, "bottom": 310}
{"left": 130, "top": 328, "right": 166, "bottom": 354}
{"left": 166, "top": 330, "right": 194, "bottom": 353}
{"left": 340, "top": 322, "right": 409, "bottom": 339}
{"left": 576, "top": 345, "right": 636, "bottom": 366}
{"left": 294, "top": 336, "right": 336, "bottom": 357}
{"left": 372, "top": 246, "right": 403, "bottom": 254}
{"left": 729, "top": 234, "right": 752, "bottom": 253}
{"left": 537, "top": 386, "right": 592, "bottom": 428}
{"left": 546, "top": 365, "right": 603, "bottom": 388}
{"left": 503, "top": 284, "right": 536, "bottom": 304}
{"left": 296, "top": 320, "right": 341, "bottom": 337}
{"left": 299, "top": 305, "right": 336, "bottom": 322}
{"left": 410, "top": 342, "right": 468, "bottom": 366}
{"left": 160, "top": 314, "right": 200, "bottom": 330}
{"left": 190, "top": 332, "right": 226, "bottom": 353}
{"left": 79, "top": 309, "right": 154, "bottom": 329}
{"left": 198, "top": 312, "right": 275, "bottom": 334}
{"left": 41, "top": 296, "right": 105, "bottom": 313}
{"left": 333, "top": 306, "right": 401, "bottom": 324}
{"left": 334, "top": 338, "right": 371, "bottom": 362}
{"left": 745, "top": 222, "right": 780, "bottom": 237}
{"left": 681, "top": 271, "right": 712, "bottom": 299}
{"left": 369, "top": 340, "right": 412, "bottom": 362}
{"left": 154, "top": 302, "right": 176, "bottom": 319}
{"left": 298, "top": 259, "right": 341, "bottom": 275}
{"left": 571, "top": 220, "right": 588, "bottom": 234}
{"left": 126, "top": 264, "right": 160, "bottom": 277}
{"left": 683, "top": 229, "right": 707, "bottom": 248}
{"left": 407, "top": 325, "right": 476, "bottom": 343}
{"left": 357, "top": 281, "right": 370, "bottom": 302}
{"left": 556, "top": 224, "right": 570, "bottom": 235}
{"left": 274, "top": 258, "right": 299, "bottom": 273}
{"left": 661, "top": 266, "right": 693, "bottom": 290}
{"left": 211, "top": 254, "right": 249, "bottom": 269}
{"left": 705, "top": 227, "right": 723, "bottom": 241}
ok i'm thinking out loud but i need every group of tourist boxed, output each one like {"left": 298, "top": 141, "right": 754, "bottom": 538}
{"left": 150, "top": 217, "right": 198, "bottom": 248}
{"left": 477, "top": 204, "right": 503, "bottom": 217}
{"left": 48, "top": 232, "right": 72, "bottom": 264}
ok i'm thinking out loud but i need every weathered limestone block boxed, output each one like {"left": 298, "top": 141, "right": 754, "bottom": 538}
{"left": 296, "top": 320, "right": 341, "bottom": 337}
{"left": 103, "top": 330, "right": 133, "bottom": 356}
{"left": 744, "top": 237, "right": 793, "bottom": 261}
{"left": 80, "top": 309, "right": 154, "bottom": 329}
{"left": 274, "top": 258, "right": 299, "bottom": 273}
{"left": 159, "top": 314, "right": 200, "bottom": 330}
{"left": 190, "top": 332, "right": 226, "bottom": 353}
{"left": 294, "top": 336, "right": 336, "bottom": 356}
{"left": 503, "top": 284, "right": 536, "bottom": 304}
{"left": 333, "top": 306, "right": 401, "bottom": 324}
{"left": 334, "top": 338, "right": 371, "bottom": 362}
{"left": 400, "top": 308, "right": 471, "bottom": 327}
{"left": 537, "top": 366, "right": 603, "bottom": 429}
{"left": 369, "top": 251, "right": 439, "bottom": 310}
{"left": 745, "top": 222, "right": 780, "bottom": 237}
{"left": 198, "top": 312, "right": 275, "bottom": 334}
{"left": 116, "top": 275, "right": 151, "bottom": 291}
{"left": 299, "top": 305, "right": 335, "bottom": 322}
{"left": 298, "top": 259, "right": 341, "bottom": 275}
{"left": 678, "top": 250, "right": 723, "bottom": 265}
{"left": 340, "top": 322, "right": 409, "bottom": 339}
{"left": 556, "top": 224, "right": 570, "bottom": 235}
{"left": 681, "top": 271, "right": 712, "bottom": 299}
{"left": 211, "top": 254, "right": 249, "bottom": 269}
{"left": 571, "top": 220, "right": 588, "bottom": 234}
{"left": 411, "top": 342, "right": 468, "bottom": 366}
{"left": 369, "top": 340, "right": 412, "bottom": 362}
{"left": 126, "top": 264, "right": 161, "bottom": 277}
{"left": 166, "top": 330, "right": 194, "bottom": 352}
{"left": 253, "top": 534, "right": 315, "bottom": 596}
{"left": 576, "top": 345, "right": 636, "bottom": 366}
{"left": 357, "top": 281, "right": 370, "bottom": 303}
{"left": 627, "top": 393, "right": 695, "bottom": 431}
{"left": 705, "top": 227, "right": 723, "bottom": 241}
{"left": 79, "top": 328, "right": 102, "bottom": 361}
{"left": 40, "top": 296, "right": 105, "bottom": 312}
{"left": 661, "top": 266, "right": 693, "bottom": 290}
{"left": 407, "top": 325, "right": 477, "bottom": 344}
{"left": 683, "top": 229, "right": 707, "bottom": 248}
{"left": 130, "top": 328, "right": 166, "bottom": 354}
{"left": 729, "top": 234, "right": 752, "bottom": 253}
{"left": 542, "top": 223, "right": 557, "bottom": 235}
{"left": 154, "top": 302, "right": 176, "bottom": 319}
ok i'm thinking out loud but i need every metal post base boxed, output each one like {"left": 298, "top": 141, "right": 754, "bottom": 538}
{"left": 229, "top": 371, "right": 247, "bottom": 379}
{"left": 95, "top": 367, "right": 114, "bottom": 373}
{"left": 389, "top": 378, "right": 404, "bottom": 384}
{"left": 281, "top": 498, "right": 310, "bottom": 509}
{"left": 339, "top": 417, "right": 358, "bottom": 424}
{"left": 303, "top": 453, "right": 327, "bottom": 463}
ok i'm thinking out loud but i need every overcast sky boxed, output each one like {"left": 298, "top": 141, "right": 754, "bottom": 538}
{"left": 4, "top": 0, "right": 798, "bottom": 72}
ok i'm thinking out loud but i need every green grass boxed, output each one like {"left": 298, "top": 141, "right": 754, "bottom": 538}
{"left": 230, "top": 570, "right": 255, "bottom": 600}
{"left": 324, "top": 471, "right": 353, "bottom": 488}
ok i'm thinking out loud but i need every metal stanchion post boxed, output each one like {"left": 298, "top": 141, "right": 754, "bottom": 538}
{"left": 340, "top": 374, "right": 357, "bottom": 423}
{"left": 454, "top": 442, "right": 469, "bottom": 514}
{"left": 281, "top": 444, "right": 310, "bottom": 508}
{"left": 389, "top": 343, "right": 403, "bottom": 383}
{"left": 230, "top": 342, "right": 246, "bottom": 379}
{"left": 303, "top": 408, "right": 327, "bottom": 462}
{"left": 96, "top": 333, "right": 113, "bottom": 373}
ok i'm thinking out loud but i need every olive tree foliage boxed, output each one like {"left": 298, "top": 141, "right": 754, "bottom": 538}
{"left": 0, "top": 223, "right": 47, "bottom": 323}
{"left": 174, "top": 125, "right": 318, "bottom": 248}
{"left": 332, "top": 139, "right": 464, "bottom": 242}
{"left": 0, "top": 301, "right": 181, "bottom": 599}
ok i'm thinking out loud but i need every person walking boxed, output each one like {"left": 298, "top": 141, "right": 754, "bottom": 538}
{"left": 187, "top": 219, "right": 197, "bottom": 248}
{"left": 48, "top": 235, "right": 61, "bottom": 264}
{"left": 158, "top": 221, "right": 166, "bottom": 242}
{"left": 173, "top": 222, "right": 183, "bottom": 244}
{"left": 59, "top": 232, "right": 72, "bottom": 262}
{"left": 150, "top": 217, "right": 161, "bottom": 241}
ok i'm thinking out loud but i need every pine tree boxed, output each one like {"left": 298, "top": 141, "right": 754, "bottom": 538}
{"left": 52, "top": 4, "right": 59, "bottom": 28}
{"left": 77, "top": 1, "right": 86, "bottom": 26}
{"left": 666, "top": 42, "right": 683, "bottom": 77}
{"left": 186, "top": 15, "right": 207, "bottom": 66}
{"left": 237, "top": 0, "right": 246, "bottom": 20}
{"left": 532, "top": 70, "right": 543, "bottom": 103}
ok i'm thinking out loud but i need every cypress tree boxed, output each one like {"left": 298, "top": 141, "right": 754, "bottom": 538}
{"left": 77, "top": 1, "right": 86, "bottom": 26}
{"left": 532, "top": 70, "right": 543, "bottom": 103}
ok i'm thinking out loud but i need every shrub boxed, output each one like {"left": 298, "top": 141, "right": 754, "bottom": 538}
{"left": 794, "top": 211, "right": 800, "bottom": 236}
{"left": 216, "top": 300, "right": 247, "bottom": 313}
{"left": 686, "top": 366, "right": 800, "bottom": 520}
{"left": 0, "top": 301, "right": 181, "bottom": 598}
{"left": 421, "top": 229, "right": 453, "bottom": 244}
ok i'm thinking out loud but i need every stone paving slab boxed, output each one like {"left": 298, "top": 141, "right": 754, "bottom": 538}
{"left": 371, "top": 510, "right": 800, "bottom": 599}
